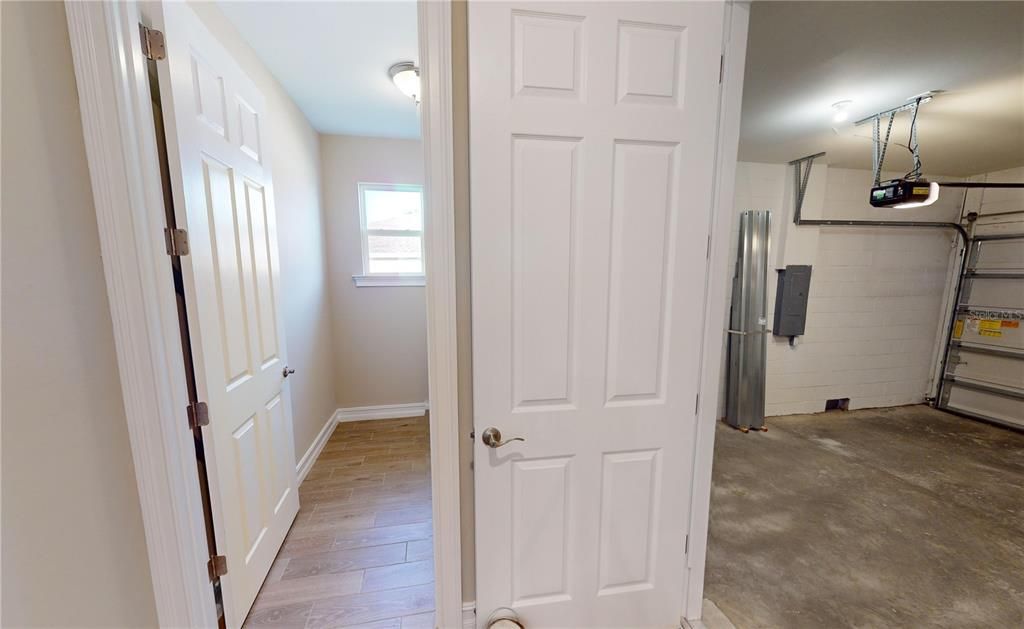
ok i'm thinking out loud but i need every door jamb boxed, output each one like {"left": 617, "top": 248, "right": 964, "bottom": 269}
{"left": 683, "top": 1, "right": 750, "bottom": 622}
{"left": 65, "top": 1, "right": 463, "bottom": 627}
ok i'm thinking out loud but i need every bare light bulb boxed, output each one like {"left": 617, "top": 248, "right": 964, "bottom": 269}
{"left": 831, "top": 100, "right": 852, "bottom": 123}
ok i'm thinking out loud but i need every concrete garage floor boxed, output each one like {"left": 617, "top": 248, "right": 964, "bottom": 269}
{"left": 704, "top": 405, "right": 1024, "bottom": 629}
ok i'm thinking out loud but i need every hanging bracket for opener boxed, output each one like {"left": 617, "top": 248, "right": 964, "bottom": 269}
{"left": 788, "top": 152, "right": 825, "bottom": 223}
{"left": 854, "top": 93, "right": 937, "bottom": 186}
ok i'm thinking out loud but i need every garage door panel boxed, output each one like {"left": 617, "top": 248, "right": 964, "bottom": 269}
{"left": 949, "top": 348, "right": 1024, "bottom": 390}
{"left": 964, "top": 279, "right": 1024, "bottom": 310}
{"left": 944, "top": 384, "right": 1024, "bottom": 430}
{"left": 954, "top": 314, "right": 1024, "bottom": 351}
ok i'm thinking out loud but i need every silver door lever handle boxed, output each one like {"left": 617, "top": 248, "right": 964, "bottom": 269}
{"left": 481, "top": 427, "right": 525, "bottom": 449}
{"left": 283, "top": 366, "right": 296, "bottom": 378}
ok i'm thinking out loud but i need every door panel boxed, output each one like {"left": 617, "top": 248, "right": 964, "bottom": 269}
{"left": 470, "top": 2, "right": 725, "bottom": 626}
{"left": 154, "top": 4, "right": 299, "bottom": 626}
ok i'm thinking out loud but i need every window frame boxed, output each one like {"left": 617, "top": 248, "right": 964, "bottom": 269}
{"left": 354, "top": 181, "right": 426, "bottom": 287}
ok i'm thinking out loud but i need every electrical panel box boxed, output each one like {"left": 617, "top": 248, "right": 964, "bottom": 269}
{"left": 773, "top": 265, "right": 812, "bottom": 337}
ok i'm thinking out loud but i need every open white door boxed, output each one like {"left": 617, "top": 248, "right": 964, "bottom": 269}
{"left": 153, "top": 4, "right": 299, "bottom": 626}
{"left": 469, "top": 2, "right": 726, "bottom": 626}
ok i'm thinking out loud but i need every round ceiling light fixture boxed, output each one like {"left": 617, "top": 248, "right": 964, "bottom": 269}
{"left": 389, "top": 62, "right": 420, "bottom": 104}
{"left": 831, "top": 99, "right": 853, "bottom": 123}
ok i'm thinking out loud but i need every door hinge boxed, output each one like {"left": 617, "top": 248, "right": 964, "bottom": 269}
{"left": 208, "top": 554, "right": 228, "bottom": 580}
{"left": 206, "top": 557, "right": 227, "bottom": 581}
{"left": 719, "top": 54, "right": 725, "bottom": 84}
{"left": 684, "top": 534, "right": 689, "bottom": 555}
{"left": 706, "top": 234, "right": 712, "bottom": 259}
{"left": 164, "top": 227, "right": 190, "bottom": 256}
{"left": 139, "top": 25, "right": 166, "bottom": 61}
{"left": 695, "top": 393, "right": 700, "bottom": 413}
{"left": 187, "top": 401, "right": 210, "bottom": 429}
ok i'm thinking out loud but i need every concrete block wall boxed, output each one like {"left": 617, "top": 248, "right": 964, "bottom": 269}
{"left": 719, "top": 162, "right": 965, "bottom": 418}
{"left": 969, "top": 166, "right": 1024, "bottom": 215}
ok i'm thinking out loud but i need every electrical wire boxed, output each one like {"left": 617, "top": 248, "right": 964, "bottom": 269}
{"left": 904, "top": 98, "right": 923, "bottom": 181}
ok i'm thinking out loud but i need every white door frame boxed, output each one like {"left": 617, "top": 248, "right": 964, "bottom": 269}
{"left": 64, "top": 1, "right": 463, "bottom": 627}
{"left": 684, "top": 1, "right": 750, "bottom": 622}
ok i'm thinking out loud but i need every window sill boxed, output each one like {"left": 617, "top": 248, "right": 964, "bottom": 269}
{"left": 352, "top": 274, "right": 426, "bottom": 287}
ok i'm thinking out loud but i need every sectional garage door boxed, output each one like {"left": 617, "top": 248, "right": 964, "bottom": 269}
{"left": 939, "top": 212, "right": 1024, "bottom": 430}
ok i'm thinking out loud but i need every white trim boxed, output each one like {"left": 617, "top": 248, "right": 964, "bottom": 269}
{"left": 352, "top": 274, "right": 426, "bottom": 287}
{"left": 462, "top": 601, "right": 476, "bottom": 629}
{"left": 65, "top": 3, "right": 216, "bottom": 626}
{"left": 295, "top": 412, "right": 338, "bottom": 484}
{"left": 684, "top": 1, "right": 750, "bottom": 622}
{"left": 334, "top": 402, "right": 430, "bottom": 423}
{"left": 419, "top": 1, "right": 464, "bottom": 627}
{"left": 66, "top": 1, "right": 462, "bottom": 627}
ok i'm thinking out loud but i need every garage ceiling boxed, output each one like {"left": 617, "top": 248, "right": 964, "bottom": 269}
{"left": 739, "top": 1, "right": 1024, "bottom": 176}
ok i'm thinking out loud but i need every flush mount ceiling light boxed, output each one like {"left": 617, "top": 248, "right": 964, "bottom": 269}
{"left": 389, "top": 62, "right": 420, "bottom": 104}
{"left": 831, "top": 100, "right": 853, "bottom": 123}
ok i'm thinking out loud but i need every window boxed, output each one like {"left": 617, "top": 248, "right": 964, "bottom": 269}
{"left": 354, "top": 182, "right": 425, "bottom": 287}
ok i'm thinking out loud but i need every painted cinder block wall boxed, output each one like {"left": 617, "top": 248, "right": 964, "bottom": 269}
{"left": 718, "top": 162, "right": 968, "bottom": 417}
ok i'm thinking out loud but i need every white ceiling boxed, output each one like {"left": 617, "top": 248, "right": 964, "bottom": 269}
{"left": 218, "top": 1, "right": 420, "bottom": 139}
{"left": 739, "top": 1, "right": 1024, "bottom": 176}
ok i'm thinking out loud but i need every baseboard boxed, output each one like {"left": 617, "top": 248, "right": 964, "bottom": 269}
{"left": 296, "top": 403, "right": 429, "bottom": 483}
{"left": 462, "top": 601, "right": 476, "bottom": 629}
{"left": 682, "top": 599, "right": 736, "bottom": 629}
{"left": 333, "top": 401, "right": 430, "bottom": 423}
{"left": 295, "top": 411, "right": 338, "bottom": 483}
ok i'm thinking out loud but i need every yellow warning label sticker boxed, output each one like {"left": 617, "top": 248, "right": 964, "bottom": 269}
{"left": 953, "top": 320, "right": 964, "bottom": 339}
{"left": 912, "top": 186, "right": 930, "bottom": 195}
{"left": 979, "top": 319, "right": 1002, "bottom": 338}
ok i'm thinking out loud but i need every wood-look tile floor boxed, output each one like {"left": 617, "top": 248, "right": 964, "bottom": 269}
{"left": 244, "top": 417, "right": 434, "bottom": 629}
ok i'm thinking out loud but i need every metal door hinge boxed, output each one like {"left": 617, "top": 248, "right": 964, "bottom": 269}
{"left": 164, "top": 227, "right": 190, "bottom": 256}
{"left": 719, "top": 54, "right": 725, "bottom": 84}
{"left": 187, "top": 401, "right": 210, "bottom": 429}
{"left": 139, "top": 25, "right": 166, "bottom": 61}
{"left": 208, "top": 554, "right": 228, "bottom": 580}
{"left": 695, "top": 393, "right": 700, "bottom": 413}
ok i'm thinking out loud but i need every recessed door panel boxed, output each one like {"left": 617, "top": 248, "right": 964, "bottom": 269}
{"left": 202, "top": 156, "right": 253, "bottom": 387}
{"left": 512, "top": 457, "right": 573, "bottom": 605}
{"left": 598, "top": 449, "right": 661, "bottom": 594}
{"left": 605, "top": 141, "right": 678, "bottom": 404}
{"left": 243, "top": 180, "right": 280, "bottom": 369}
{"left": 512, "top": 135, "right": 580, "bottom": 409}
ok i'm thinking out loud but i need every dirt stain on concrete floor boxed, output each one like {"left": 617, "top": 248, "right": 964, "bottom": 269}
{"left": 705, "top": 405, "right": 1024, "bottom": 629}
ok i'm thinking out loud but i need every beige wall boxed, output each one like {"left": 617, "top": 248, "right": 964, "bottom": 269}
{"left": 321, "top": 135, "right": 429, "bottom": 408}
{"left": 189, "top": 3, "right": 338, "bottom": 460}
{"left": 1, "top": 2, "right": 159, "bottom": 625}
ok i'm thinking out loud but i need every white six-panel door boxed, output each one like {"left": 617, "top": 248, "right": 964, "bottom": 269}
{"left": 469, "top": 2, "right": 726, "bottom": 626}
{"left": 154, "top": 4, "right": 299, "bottom": 627}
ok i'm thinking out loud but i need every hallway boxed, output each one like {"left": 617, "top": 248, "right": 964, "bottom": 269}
{"left": 244, "top": 417, "right": 434, "bottom": 628}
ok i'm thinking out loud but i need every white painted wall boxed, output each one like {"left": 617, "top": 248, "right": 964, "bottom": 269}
{"left": 1, "top": 2, "right": 159, "bottom": 624}
{"left": 189, "top": 3, "right": 338, "bottom": 461}
{"left": 719, "top": 162, "right": 966, "bottom": 417}
{"left": 321, "top": 135, "right": 429, "bottom": 408}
